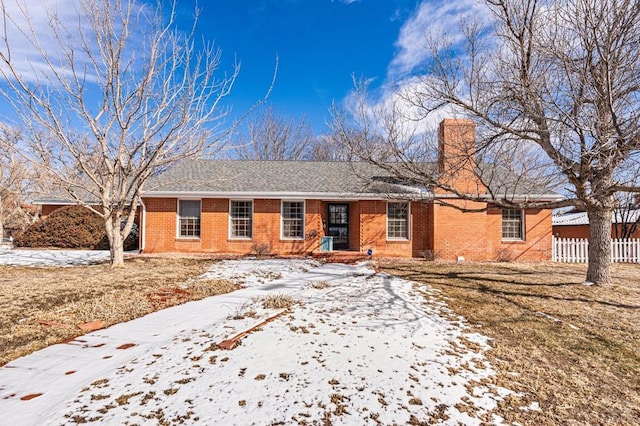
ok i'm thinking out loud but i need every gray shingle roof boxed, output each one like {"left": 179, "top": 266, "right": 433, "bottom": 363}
{"left": 34, "top": 160, "right": 561, "bottom": 203}
{"left": 145, "top": 160, "right": 427, "bottom": 196}
{"left": 145, "top": 160, "right": 560, "bottom": 200}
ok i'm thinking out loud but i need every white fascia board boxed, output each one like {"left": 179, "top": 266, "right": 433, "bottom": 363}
{"left": 31, "top": 200, "right": 79, "bottom": 206}
{"left": 142, "top": 191, "right": 435, "bottom": 201}
{"left": 433, "top": 193, "right": 565, "bottom": 202}
{"left": 142, "top": 190, "right": 562, "bottom": 203}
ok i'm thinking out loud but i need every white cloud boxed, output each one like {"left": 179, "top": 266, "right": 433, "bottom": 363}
{"left": 0, "top": 0, "right": 87, "bottom": 83}
{"left": 340, "top": 1, "right": 489, "bottom": 140}
{"left": 343, "top": 75, "right": 460, "bottom": 142}
{"left": 388, "top": 0, "right": 492, "bottom": 79}
{"left": 0, "top": 0, "right": 149, "bottom": 85}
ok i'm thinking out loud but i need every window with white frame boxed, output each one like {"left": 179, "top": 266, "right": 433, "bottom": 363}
{"left": 387, "top": 202, "right": 409, "bottom": 239}
{"left": 230, "top": 200, "right": 253, "bottom": 238}
{"left": 502, "top": 209, "right": 524, "bottom": 240}
{"left": 282, "top": 201, "right": 304, "bottom": 239}
{"left": 178, "top": 200, "right": 201, "bottom": 238}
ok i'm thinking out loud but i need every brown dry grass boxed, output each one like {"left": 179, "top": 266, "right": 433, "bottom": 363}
{"left": 259, "top": 293, "right": 297, "bottom": 310}
{"left": 0, "top": 256, "right": 240, "bottom": 366}
{"left": 381, "top": 260, "right": 640, "bottom": 426}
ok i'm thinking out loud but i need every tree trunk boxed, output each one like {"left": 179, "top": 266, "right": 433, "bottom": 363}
{"left": 105, "top": 217, "right": 125, "bottom": 267}
{"left": 0, "top": 196, "right": 4, "bottom": 241}
{"left": 110, "top": 232, "right": 124, "bottom": 267}
{"left": 586, "top": 207, "right": 612, "bottom": 285}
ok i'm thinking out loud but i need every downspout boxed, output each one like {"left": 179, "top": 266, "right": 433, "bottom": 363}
{"left": 139, "top": 198, "right": 146, "bottom": 253}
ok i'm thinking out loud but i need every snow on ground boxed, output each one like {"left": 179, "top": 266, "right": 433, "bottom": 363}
{"left": 0, "top": 258, "right": 513, "bottom": 425}
{"left": 0, "top": 246, "right": 111, "bottom": 266}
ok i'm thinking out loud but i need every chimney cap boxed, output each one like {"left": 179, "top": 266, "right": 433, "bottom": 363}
{"left": 439, "top": 118, "right": 475, "bottom": 126}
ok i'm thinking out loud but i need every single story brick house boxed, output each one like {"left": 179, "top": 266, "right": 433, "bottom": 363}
{"left": 553, "top": 210, "right": 640, "bottom": 239}
{"left": 138, "top": 119, "right": 561, "bottom": 261}
{"left": 34, "top": 119, "right": 561, "bottom": 260}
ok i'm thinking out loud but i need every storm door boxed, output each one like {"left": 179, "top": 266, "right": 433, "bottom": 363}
{"left": 328, "top": 203, "right": 349, "bottom": 250}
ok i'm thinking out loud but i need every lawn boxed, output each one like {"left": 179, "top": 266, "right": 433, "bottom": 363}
{"left": 381, "top": 260, "right": 640, "bottom": 425}
{"left": 2, "top": 259, "right": 509, "bottom": 425}
{"left": 0, "top": 256, "right": 239, "bottom": 366}
{"left": 1, "top": 254, "right": 638, "bottom": 424}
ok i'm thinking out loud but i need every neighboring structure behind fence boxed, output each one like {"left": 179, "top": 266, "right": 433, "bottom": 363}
{"left": 552, "top": 236, "right": 640, "bottom": 263}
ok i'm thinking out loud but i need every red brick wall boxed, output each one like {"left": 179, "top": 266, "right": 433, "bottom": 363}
{"left": 349, "top": 202, "right": 360, "bottom": 251}
{"left": 358, "top": 200, "right": 431, "bottom": 258}
{"left": 143, "top": 198, "right": 433, "bottom": 257}
{"left": 436, "top": 119, "right": 486, "bottom": 195}
{"left": 432, "top": 200, "right": 492, "bottom": 260}
{"left": 492, "top": 207, "right": 552, "bottom": 261}
{"left": 431, "top": 201, "right": 551, "bottom": 261}
{"left": 142, "top": 197, "right": 553, "bottom": 260}
{"left": 143, "top": 198, "right": 322, "bottom": 255}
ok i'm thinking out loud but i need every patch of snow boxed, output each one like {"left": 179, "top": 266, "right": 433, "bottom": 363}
{"left": 521, "top": 401, "right": 542, "bottom": 412}
{"left": 536, "top": 312, "right": 563, "bottom": 323}
{"left": 0, "top": 247, "right": 111, "bottom": 267}
{"left": 536, "top": 312, "right": 580, "bottom": 330}
{"left": 0, "top": 259, "right": 514, "bottom": 425}
{"left": 200, "top": 258, "right": 320, "bottom": 287}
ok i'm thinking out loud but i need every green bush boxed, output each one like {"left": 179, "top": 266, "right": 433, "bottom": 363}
{"left": 14, "top": 205, "right": 138, "bottom": 250}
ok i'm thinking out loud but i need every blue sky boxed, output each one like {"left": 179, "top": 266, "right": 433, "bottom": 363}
{"left": 183, "top": 0, "right": 490, "bottom": 132}
{"left": 0, "top": 0, "right": 489, "bottom": 133}
{"left": 193, "top": 0, "right": 422, "bottom": 131}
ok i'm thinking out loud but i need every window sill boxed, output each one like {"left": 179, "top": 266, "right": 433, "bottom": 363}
{"left": 386, "top": 238, "right": 410, "bottom": 243}
{"left": 228, "top": 238, "right": 253, "bottom": 242}
{"left": 502, "top": 239, "right": 526, "bottom": 243}
{"left": 281, "top": 237, "right": 305, "bottom": 241}
{"left": 176, "top": 237, "right": 201, "bottom": 241}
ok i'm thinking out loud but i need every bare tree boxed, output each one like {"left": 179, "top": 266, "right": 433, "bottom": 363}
{"left": 0, "top": 125, "right": 34, "bottom": 240}
{"left": 0, "top": 0, "right": 238, "bottom": 265}
{"left": 613, "top": 192, "right": 640, "bottom": 239}
{"left": 333, "top": 0, "right": 640, "bottom": 285}
{"left": 232, "top": 105, "right": 314, "bottom": 160}
{"left": 307, "top": 134, "right": 353, "bottom": 161}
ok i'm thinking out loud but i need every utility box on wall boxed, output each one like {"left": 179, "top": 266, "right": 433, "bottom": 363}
{"left": 320, "top": 236, "right": 333, "bottom": 252}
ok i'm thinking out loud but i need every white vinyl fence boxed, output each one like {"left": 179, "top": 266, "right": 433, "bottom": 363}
{"left": 552, "top": 237, "right": 640, "bottom": 263}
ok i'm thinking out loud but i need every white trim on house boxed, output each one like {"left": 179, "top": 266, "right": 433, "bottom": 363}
{"left": 140, "top": 198, "right": 147, "bottom": 252}
{"left": 141, "top": 191, "right": 563, "bottom": 203}
{"left": 501, "top": 209, "right": 525, "bottom": 241}
{"left": 229, "top": 199, "right": 254, "bottom": 240}
{"left": 280, "top": 200, "right": 305, "bottom": 241}
{"left": 386, "top": 201, "right": 411, "bottom": 241}
{"left": 143, "top": 191, "right": 429, "bottom": 201}
{"left": 176, "top": 198, "right": 202, "bottom": 239}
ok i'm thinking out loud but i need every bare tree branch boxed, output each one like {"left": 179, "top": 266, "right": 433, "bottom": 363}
{"left": 332, "top": 0, "right": 640, "bottom": 285}
{"left": 0, "top": 0, "right": 238, "bottom": 265}
{"left": 231, "top": 105, "right": 315, "bottom": 160}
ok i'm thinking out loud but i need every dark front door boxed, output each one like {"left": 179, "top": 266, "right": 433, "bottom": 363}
{"left": 328, "top": 203, "right": 349, "bottom": 250}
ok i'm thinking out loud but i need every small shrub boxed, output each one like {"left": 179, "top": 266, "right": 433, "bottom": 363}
{"left": 260, "top": 293, "right": 296, "bottom": 309}
{"left": 250, "top": 243, "right": 272, "bottom": 258}
{"left": 494, "top": 248, "right": 515, "bottom": 262}
{"left": 311, "top": 280, "right": 330, "bottom": 289}
{"left": 14, "top": 205, "right": 138, "bottom": 250}
{"left": 418, "top": 249, "right": 438, "bottom": 261}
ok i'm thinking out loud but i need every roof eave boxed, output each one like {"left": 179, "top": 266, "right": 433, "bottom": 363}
{"left": 142, "top": 191, "right": 434, "bottom": 201}
{"left": 433, "top": 193, "right": 564, "bottom": 203}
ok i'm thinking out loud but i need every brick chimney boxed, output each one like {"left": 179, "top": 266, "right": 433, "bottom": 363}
{"left": 437, "top": 118, "right": 482, "bottom": 194}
